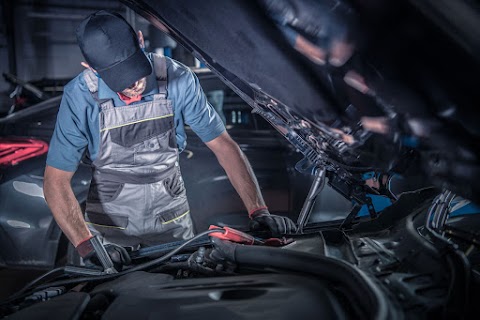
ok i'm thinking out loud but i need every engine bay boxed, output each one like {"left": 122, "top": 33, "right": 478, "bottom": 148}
{"left": 2, "top": 187, "right": 478, "bottom": 319}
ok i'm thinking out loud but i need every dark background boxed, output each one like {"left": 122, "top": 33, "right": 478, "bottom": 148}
{"left": 0, "top": 0, "right": 199, "bottom": 114}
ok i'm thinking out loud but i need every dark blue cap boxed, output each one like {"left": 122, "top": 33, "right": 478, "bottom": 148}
{"left": 76, "top": 10, "right": 152, "bottom": 92}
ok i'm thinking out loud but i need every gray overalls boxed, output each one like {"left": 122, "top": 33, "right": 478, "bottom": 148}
{"left": 82, "top": 54, "right": 194, "bottom": 248}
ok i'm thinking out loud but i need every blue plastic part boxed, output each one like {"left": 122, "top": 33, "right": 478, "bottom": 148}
{"left": 163, "top": 47, "right": 172, "bottom": 57}
{"left": 356, "top": 194, "right": 393, "bottom": 217}
{"left": 449, "top": 201, "right": 480, "bottom": 217}
{"left": 401, "top": 136, "right": 420, "bottom": 148}
{"left": 361, "top": 171, "right": 376, "bottom": 181}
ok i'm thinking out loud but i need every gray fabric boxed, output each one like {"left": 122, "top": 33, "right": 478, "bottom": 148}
{"left": 153, "top": 53, "right": 168, "bottom": 98}
{"left": 47, "top": 54, "right": 226, "bottom": 172}
{"left": 83, "top": 69, "right": 99, "bottom": 101}
{"left": 84, "top": 55, "right": 194, "bottom": 248}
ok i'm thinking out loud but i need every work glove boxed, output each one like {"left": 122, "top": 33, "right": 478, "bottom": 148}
{"left": 249, "top": 207, "right": 297, "bottom": 237}
{"left": 76, "top": 236, "right": 131, "bottom": 271}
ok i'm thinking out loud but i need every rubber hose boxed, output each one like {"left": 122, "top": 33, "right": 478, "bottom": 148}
{"left": 212, "top": 239, "right": 390, "bottom": 320}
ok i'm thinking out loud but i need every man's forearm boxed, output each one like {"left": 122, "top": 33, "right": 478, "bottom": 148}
{"left": 220, "top": 145, "right": 266, "bottom": 212}
{"left": 44, "top": 166, "right": 92, "bottom": 247}
{"left": 206, "top": 132, "right": 265, "bottom": 212}
{"left": 206, "top": 132, "right": 297, "bottom": 235}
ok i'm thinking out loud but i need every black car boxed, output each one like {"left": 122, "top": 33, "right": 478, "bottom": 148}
{"left": 0, "top": 96, "right": 92, "bottom": 268}
{"left": 1, "top": 0, "right": 479, "bottom": 319}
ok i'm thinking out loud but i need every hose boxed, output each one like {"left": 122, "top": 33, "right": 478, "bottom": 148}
{"left": 12, "top": 267, "right": 66, "bottom": 297}
{"left": 211, "top": 238, "right": 391, "bottom": 320}
{"left": 1, "top": 229, "right": 225, "bottom": 306}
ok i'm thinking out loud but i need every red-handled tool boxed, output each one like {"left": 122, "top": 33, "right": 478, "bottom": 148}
{"left": 263, "top": 237, "right": 295, "bottom": 247}
{"left": 209, "top": 225, "right": 256, "bottom": 245}
{"left": 209, "top": 225, "right": 295, "bottom": 247}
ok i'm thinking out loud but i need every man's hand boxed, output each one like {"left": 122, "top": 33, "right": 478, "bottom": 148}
{"left": 249, "top": 207, "right": 297, "bottom": 237}
{"left": 76, "top": 236, "right": 131, "bottom": 271}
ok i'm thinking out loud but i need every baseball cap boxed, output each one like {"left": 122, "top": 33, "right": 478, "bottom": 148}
{"left": 76, "top": 10, "right": 152, "bottom": 92}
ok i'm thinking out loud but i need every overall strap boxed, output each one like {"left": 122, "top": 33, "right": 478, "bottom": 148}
{"left": 83, "top": 69, "right": 114, "bottom": 110}
{"left": 83, "top": 69, "right": 100, "bottom": 101}
{"left": 152, "top": 53, "right": 168, "bottom": 98}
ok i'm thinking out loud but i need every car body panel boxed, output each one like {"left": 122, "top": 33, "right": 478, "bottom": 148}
{"left": 0, "top": 155, "right": 91, "bottom": 268}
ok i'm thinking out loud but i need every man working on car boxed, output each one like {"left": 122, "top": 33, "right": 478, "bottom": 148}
{"left": 43, "top": 11, "right": 296, "bottom": 268}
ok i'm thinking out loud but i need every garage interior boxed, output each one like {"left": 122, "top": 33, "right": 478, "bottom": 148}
{"left": 0, "top": 0, "right": 352, "bottom": 299}
{"left": 0, "top": 0, "right": 197, "bottom": 113}
{"left": 0, "top": 1, "right": 479, "bottom": 319}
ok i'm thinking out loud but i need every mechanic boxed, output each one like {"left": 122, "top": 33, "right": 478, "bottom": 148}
{"left": 43, "top": 10, "right": 296, "bottom": 268}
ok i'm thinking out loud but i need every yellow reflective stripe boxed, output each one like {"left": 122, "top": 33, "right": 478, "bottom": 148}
{"left": 86, "top": 222, "right": 126, "bottom": 230}
{"left": 162, "top": 210, "right": 190, "bottom": 225}
{"left": 100, "top": 114, "right": 173, "bottom": 132}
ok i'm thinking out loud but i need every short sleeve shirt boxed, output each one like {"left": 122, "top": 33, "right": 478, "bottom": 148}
{"left": 46, "top": 54, "right": 225, "bottom": 172}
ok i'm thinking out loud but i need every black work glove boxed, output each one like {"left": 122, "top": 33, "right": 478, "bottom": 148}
{"left": 249, "top": 207, "right": 297, "bottom": 237}
{"left": 76, "top": 236, "right": 131, "bottom": 271}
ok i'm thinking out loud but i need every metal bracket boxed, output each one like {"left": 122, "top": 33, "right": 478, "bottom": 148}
{"left": 340, "top": 190, "right": 379, "bottom": 230}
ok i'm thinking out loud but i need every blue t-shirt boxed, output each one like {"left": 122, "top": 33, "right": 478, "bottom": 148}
{"left": 47, "top": 55, "right": 225, "bottom": 172}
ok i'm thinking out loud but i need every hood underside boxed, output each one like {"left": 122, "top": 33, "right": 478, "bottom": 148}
{"left": 124, "top": 0, "right": 480, "bottom": 203}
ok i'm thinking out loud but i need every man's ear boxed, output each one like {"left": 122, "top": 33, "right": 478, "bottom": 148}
{"left": 138, "top": 30, "right": 145, "bottom": 49}
{"left": 81, "top": 61, "right": 97, "bottom": 74}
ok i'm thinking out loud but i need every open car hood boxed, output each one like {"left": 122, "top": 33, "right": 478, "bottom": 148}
{"left": 124, "top": 0, "right": 480, "bottom": 203}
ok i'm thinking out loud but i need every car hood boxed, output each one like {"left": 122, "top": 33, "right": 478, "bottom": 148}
{"left": 124, "top": 0, "right": 480, "bottom": 202}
